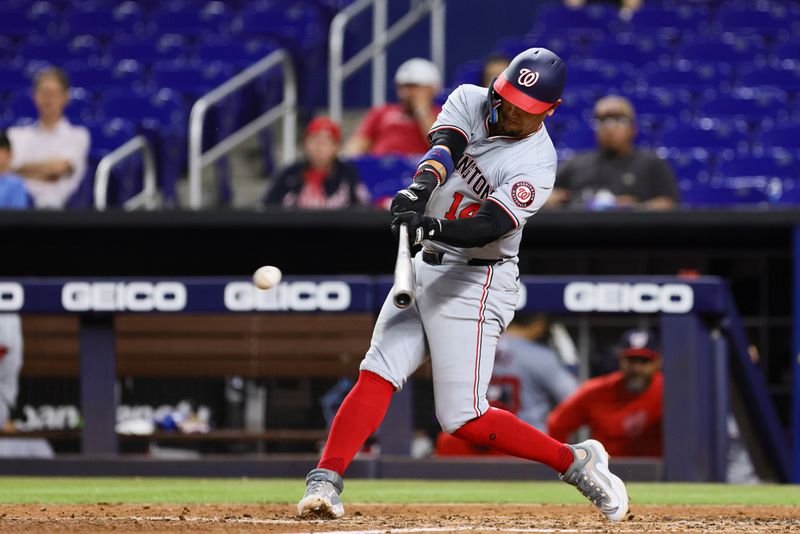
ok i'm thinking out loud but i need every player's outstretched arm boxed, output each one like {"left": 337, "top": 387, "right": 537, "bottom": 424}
{"left": 393, "top": 200, "right": 515, "bottom": 249}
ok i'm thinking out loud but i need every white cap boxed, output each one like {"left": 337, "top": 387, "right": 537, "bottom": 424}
{"left": 394, "top": 58, "right": 442, "bottom": 89}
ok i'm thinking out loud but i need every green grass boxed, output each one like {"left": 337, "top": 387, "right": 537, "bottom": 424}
{"left": 0, "top": 478, "right": 797, "bottom": 506}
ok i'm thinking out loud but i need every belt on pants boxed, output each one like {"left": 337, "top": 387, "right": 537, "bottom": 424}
{"left": 422, "top": 250, "right": 503, "bottom": 267}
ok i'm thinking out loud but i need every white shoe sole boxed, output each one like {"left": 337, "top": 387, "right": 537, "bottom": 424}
{"left": 297, "top": 495, "right": 344, "bottom": 519}
{"left": 585, "top": 439, "right": 629, "bottom": 522}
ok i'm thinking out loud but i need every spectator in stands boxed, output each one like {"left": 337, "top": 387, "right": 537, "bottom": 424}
{"left": 263, "top": 117, "right": 370, "bottom": 209}
{"left": 481, "top": 54, "right": 511, "bottom": 87}
{"left": 564, "top": 0, "right": 643, "bottom": 16}
{"left": 0, "top": 131, "right": 30, "bottom": 209}
{"left": 547, "top": 329, "right": 663, "bottom": 457}
{"left": 549, "top": 95, "right": 678, "bottom": 210}
{"left": 436, "top": 314, "right": 578, "bottom": 456}
{"left": 8, "top": 67, "right": 90, "bottom": 209}
{"left": 345, "top": 58, "right": 442, "bottom": 156}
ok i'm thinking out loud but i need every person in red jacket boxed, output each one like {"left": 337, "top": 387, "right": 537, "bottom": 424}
{"left": 547, "top": 329, "right": 663, "bottom": 457}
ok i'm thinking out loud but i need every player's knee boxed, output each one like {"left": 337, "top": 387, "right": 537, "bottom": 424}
{"left": 435, "top": 406, "right": 473, "bottom": 435}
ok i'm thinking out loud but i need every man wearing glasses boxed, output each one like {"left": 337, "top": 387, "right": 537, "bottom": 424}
{"left": 547, "top": 329, "right": 663, "bottom": 457}
{"left": 549, "top": 95, "right": 678, "bottom": 210}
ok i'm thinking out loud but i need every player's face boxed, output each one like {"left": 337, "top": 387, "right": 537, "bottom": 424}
{"left": 496, "top": 97, "right": 543, "bottom": 137}
{"left": 304, "top": 131, "right": 339, "bottom": 170}
{"left": 34, "top": 75, "right": 68, "bottom": 121}
{"left": 619, "top": 355, "right": 660, "bottom": 393}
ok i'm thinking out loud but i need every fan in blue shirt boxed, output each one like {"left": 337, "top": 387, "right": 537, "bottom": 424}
{"left": 0, "top": 130, "right": 31, "bottom": 209}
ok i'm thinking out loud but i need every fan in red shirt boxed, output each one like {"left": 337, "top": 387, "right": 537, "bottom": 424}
{"left": 345, "top": 58, "right": 442, "bottom": 156}
{"left": 547, "top": 329, "right": 663, "bottom": 457}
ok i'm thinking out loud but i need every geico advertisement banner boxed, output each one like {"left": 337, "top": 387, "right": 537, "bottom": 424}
{"left": 0, "top": 278, "right": 374, "bottom": 313}
{"left": 0, "top": 277, "right": 725, "bottom": 314}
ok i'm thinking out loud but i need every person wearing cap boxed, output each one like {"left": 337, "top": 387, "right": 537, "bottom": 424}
{"left": 298, "top": 47, "right": 630, "bottom": 524}
{"left": 0, "top": 130, "right": 31, "bottom": 209}
{"left": 548, "top": 95, "right": 678, "bottom": 210}
{"left": 262, "top": 117, "right": 370, "bottom": 209}
{"left": 547, "top": 329, "right": 663, "bottom": 457}
{"left": 344, "top": 58, "right": 442, "bottom": 156}
{"left": 8, "top": 67, "right": 90, "bottom": 209}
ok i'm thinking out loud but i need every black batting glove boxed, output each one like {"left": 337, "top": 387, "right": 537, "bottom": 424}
{"left": 390, "top": 183, "right": 428, "bottom": 216}
{"left": 391, "top": 211, "right": 441, "bottom": 246}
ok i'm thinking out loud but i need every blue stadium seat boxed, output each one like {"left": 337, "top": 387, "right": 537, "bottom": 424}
{"left": 65, "top": 7, "right": 144, "bottom": 38}
{"left": 643, "top": 62, "right": 730, "bottom": 94}
{"left": 66, "top": 63, "right": 144, "bottom": 92}
{"left": 18, "top": 36, "right": 103, "bottom": 65}
{"left": 533, "top": 4, "right": 617, "bottom": 32}
{"left": 590, "top": 42, "right": 670, "bottom": 68}
{"left": 627, "top": 6, "right": 708, "bottom": 32}
{"left": 700, "top": 95, "right": 788, "bottom": 128}
{"left": 0, "top": 9, "right": 49, "bottom": 38}
{"left": 669, "top": 152, "right": 711, "bottom": 183}
{"left": 235, "top": 3, "right": 323, "bottom": 51}
{"left": 99, "top": 88, "right": 187, "bottom": 205}
{"left": 0, "top": 67, "right": 30, "bottom": 93}
{"left": 680, "top": 180, "right": 769, "bottom": 206}
{"left": 86, "top": 117, "right": 137, "bottom": 160}
{"left": 738, "top": 66, "right": 800, "bottom": 92}
{"left": 82, "top": 117, "right": 144, "bottom": 208}
{"left": 718, "top": 154, "right": 797, "bottom": 180}
{"left": 716, "top": 8, "right": 785, "bottom": 35}
{"left": 773, "top": 41, "right": 800, "bottom": 63}
{"left": 350, "top": 155, "right": 416, "bottom": 206}
{"left": 678, "top": 41, "right": 758, "bottom": 63}
{"left": 660, "top": 122, "right": 750, "bottom": 154}
{"left": 450, "top": 60, "right": 482, "bottom": 88}
{"left": 151, "top": 61, "right": 235, "bottom": 98}
{"left": 563, "top": 60, "right": 636, "bottom": 93}
{"left": 194, "top": 38, "right": 279, "bottom": 71}
{"left": 107, "top": 35, "right": 190, "bottom": 65}
{"left": 151, "top": 4, "right": 231, "bottom": 37}
{"left": 760, "top": 126, "right": 800, "bottom": 150}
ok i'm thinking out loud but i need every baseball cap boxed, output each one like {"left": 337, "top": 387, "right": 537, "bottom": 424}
{"left": 394, "top": 58, "right": 442, "bottom": 89}
{"left": 619, "top": 329, "right": 660, "bottom": 360}
{"left": 305, "top": 117, "right": 341, "bottom": 143}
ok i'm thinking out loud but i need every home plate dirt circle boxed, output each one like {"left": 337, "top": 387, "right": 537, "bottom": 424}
{"left": 0, "top": 503, "right": 798, "bottom": 533}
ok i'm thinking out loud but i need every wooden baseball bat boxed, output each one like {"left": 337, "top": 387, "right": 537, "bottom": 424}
{"left": 392, "top": 223, "right": 414, "bottom": 308}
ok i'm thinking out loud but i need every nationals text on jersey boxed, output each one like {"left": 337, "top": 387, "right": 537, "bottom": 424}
{"left": 454, "top": 154, "right": 494, "bottom": 200}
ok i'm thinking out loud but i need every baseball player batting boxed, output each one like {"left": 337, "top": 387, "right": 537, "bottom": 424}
{"left": 298, "top": 48, "right": 629, "bottom": 522}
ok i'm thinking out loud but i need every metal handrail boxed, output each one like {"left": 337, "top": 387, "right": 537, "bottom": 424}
{"left": 94, "top": 135, "right": 158, "bottom": 211}
{"left": 329, "top": 0, "right": 446, "bottom": 124}
{"left": 188, "top": 48, "right": 297, "bottom": 209}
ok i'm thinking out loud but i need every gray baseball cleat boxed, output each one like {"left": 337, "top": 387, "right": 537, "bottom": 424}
{"left": 560, "top": 439, "right": 629, "bottom": 522}
{"left": 296, "top": 468, "right": 345, "bottom": 519}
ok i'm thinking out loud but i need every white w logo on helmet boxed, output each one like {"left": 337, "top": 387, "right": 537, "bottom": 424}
{"left": 517, "top": 68, "right": 540, "bottom": 87}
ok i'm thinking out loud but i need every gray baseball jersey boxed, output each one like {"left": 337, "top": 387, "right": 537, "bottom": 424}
{"left": 424, "top": 84, "right": 557, "bottom": 260}
{"left": 0, "top": 314, "right": 23, "bottom": 427}
{"left": 360, "top": 84, "right": 560, "bottom": 434}
{"left": 489, "top": 334, "right": 578, "bottom": 431}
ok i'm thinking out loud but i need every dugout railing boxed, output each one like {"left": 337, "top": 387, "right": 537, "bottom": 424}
{"left": 0, "top": 276, "right": 790, "bottom": 482}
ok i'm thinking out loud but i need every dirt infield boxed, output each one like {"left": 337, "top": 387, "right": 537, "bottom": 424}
{"left": 0, "top": 503, "right": 798, "bottom": 533}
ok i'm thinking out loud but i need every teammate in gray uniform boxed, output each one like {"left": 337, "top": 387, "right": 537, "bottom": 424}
{"left": 0, "top": 314, "right": 23, "bottom": 430}
{"left": 298, "top": 48, "right": 630, "bottom": 522}
{"left": 489, "top": 315, "right": 578, "bottom": 431}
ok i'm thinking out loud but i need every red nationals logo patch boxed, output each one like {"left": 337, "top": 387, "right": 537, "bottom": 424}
{"left": 511, "top": 181, "right": 535, "bottom": 208}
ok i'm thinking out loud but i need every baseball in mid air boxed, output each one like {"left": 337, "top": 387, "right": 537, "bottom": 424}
{"left": 252, "top": 265, "right": 282, "bottom": 290}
